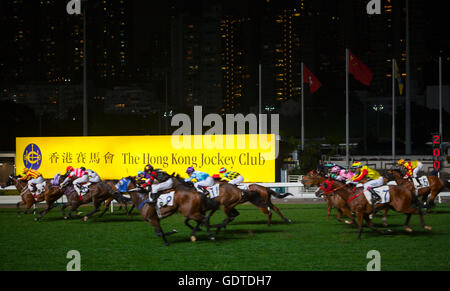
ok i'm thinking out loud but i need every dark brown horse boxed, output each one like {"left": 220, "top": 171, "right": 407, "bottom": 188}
{"left": 34, "top": 173, "right": 70, "bottom": 221}
{"left": 126, "top": 176, "right": 215, "bottom": 246}
{"left": 100, "top": 179, "right": 135, "bottom": 217}
{"left": 60, "top": 179, "right": 127, "bottom": 221}
{"left": 302, "top": 170, "right": 432, "bottom": 239}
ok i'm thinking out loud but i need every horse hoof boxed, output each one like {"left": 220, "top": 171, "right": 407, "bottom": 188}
{"left": 344, "top": 220, "right": 353, "bottom": 225}
{"left": 404, "top": 227, "right": 413, "bottom": 233}
{"left": 34, "top": 218, "right": 39, "bottom": 222}
{"left": 209, "top": 236, "right": 216, "bottom": 241}
{"left": 83, "top": 216, "right": 88, "bottom": 222}
{"left": 64, "top": 216, "right": 68, "bottom": 220}
{"left": 77, "top": 212, "right": 83, "bottom": 215}
{"left": 190, "top": 236, "right": 196, "bottom": 242}
{"left": 424, "top": 226, "right": 432, "bottom": 231}
{"left": 173, "top": 229, "right": 177, "bottom": 233}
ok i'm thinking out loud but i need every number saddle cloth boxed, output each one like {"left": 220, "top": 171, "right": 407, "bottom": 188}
{"left": 355, "top": 183, "right": 392, "bottom": 205}
{"left": 203, "top": 184, "right": 220, "bottom": 199}
{"left": 412, "top": 176, "right": 429, "bottom": 189}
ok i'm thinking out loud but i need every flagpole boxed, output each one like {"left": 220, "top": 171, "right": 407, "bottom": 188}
{"left": 259, "top": 63, "right": 262, "bottom": 133}
{"left": 405, "top": 0, "right": 411, "bottom": 154}
{"left": 439, "top": 55, "right": 442, "bottom": 178}
{"left": 301, "top": 62, "right": 304, "bottom": 151}
{"left": 82, "top": 1, "right": 88, "bottom": 136}
{"left": 346, "top": 48, "right": 349, "bottom": 168}
{"left": 392, "top": 59, "right": 395, "bottom": 162}
{"left": 439, "top": 55, "right": 442, "bottom": 144}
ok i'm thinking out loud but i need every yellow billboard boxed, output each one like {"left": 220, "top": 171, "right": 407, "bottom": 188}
{"left": 16, "top": 135, "right": 275, "bottom": 182}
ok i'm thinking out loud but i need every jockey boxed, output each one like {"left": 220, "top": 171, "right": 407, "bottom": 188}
{"left": 147, "top": 168, "right": 173, "bottom": 203}
{"left": 135, "top": 171, "right": 147, "bottom": 184}
{"left": 398, "top": 159, "right": 423, "bottom": 179}
{"left": 20, "top": 168, "right": 45, "bottom": 195}
{"left": 348, "top": 162, "right": 384, "bottom": 202}
{"left": 218, "top": 167, "right": 244, "bottom": 185}
{"left": 185, "top": 167, "right": 214, "bottom": 195}
{"left": 329, "top": 166, "right": 354, "bottom": 182}
{"left": 61, "top": 166, "right": 89, "bottom": 196}
{"left": 81, "top": 167, "right": 101, "bottom": 183}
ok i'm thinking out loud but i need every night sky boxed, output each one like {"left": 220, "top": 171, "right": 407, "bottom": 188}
{"left": 0, "top": 0, "right": 449, "bottom": 155}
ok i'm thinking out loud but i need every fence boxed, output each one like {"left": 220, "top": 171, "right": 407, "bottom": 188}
{"left": 1, "top": 182, "right": 449, "bottom": 214}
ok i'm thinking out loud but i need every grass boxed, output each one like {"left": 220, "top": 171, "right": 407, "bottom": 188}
{"left": 0, "top": 203, "right": 449, "bottom": 271}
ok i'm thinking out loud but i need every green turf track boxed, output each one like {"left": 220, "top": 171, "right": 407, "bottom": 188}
{"left": 0, "top": 203, "right": 449, "bottom": 271}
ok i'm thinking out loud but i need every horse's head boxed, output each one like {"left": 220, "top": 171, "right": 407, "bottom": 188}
{"left": 301, "top": 170, "right": 324, "bottom": 187}
{"left": 314, "top": 179, "right": 336, "bottom": 198}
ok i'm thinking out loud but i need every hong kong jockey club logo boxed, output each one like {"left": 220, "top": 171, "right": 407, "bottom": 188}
{"left": 23, "top": 143, "right": 42, "bottom": 170}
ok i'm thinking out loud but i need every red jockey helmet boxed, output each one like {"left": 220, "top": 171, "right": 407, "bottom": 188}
{"left": 66, "top": 166, "right": 74, "bottom": 172}
{"left": 219, "top": 167, "right": 227, "bottom": 174}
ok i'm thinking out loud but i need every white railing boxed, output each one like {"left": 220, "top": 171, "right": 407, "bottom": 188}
{"left": 1, "top": 183, "right": 449, "bottom": 214}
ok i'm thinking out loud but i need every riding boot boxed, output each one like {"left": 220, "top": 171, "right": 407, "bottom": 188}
{"left": 415, "top": 177, "right": 422, "bottom": 187}
{"left": 369, "top": 189, "right": 381, "bottom": 204}
{"left": 199, "top": 186, "right": 210, "bottom": 198}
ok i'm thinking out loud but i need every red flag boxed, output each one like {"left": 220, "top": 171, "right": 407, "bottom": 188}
{"left": 348, "top": 51, "right": 373, "bottom": 86}
{"left": 303, "top": 65, "right": 322, "bottom": 93}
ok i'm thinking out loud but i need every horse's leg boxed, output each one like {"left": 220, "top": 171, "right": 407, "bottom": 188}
{"left": 381, "top": 208, "right": 389, "bottom": 227}
{"left": 268, "top": 202, "right": 291, "bottom": 223}
{"left": 16, "top": 201, "right": 24, "bottom": 218}
{"left": 99, "top": 198, "right": 112, "bottom": 217}
{"left": 415, "top": 204, "right": 432, "bottom": 231}
{"left": 356, "top": 212, "right": 364, "bottom": 240}
{"left": 340, "top": 206, "right": 354, "bottom": 225}
{"left": 403, "top": 213, "right": 413, "bottom": 232}
{"left": 147, "top": 217, "right": 169, "bottom": 246}
{"left": 83, "top": 200, "right": 102, "bottom": 221}
{"left": 68, "top": 202, "right": 82, "bottom": 219}
{"left": 213, "top": 205, "right": 237, "bottom": 233}
{"left": 61, "top": 202, "right": 67, "bottom": 218}
{"left": 35, "top": 200, "right": 56, "bottom": 221}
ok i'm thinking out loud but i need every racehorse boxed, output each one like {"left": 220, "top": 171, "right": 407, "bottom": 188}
{"left": 171, "top": 174, "right": 274, "bottom": 232}
{"left": 5, "top": 175, "right": 37, "bottom": 217}
{"left": 101, "top": 179, "right": 135, "bottom": 217}
{"left": 317, "top": 189, "right": 354, "bottom": 225}
{"left": 34, "top": 173, "right": 70, "bottom": 221}
{"left": 211, "top": 177, "right": 293, "bottom": 226}
{"left": 60, "top": 179, "right": 128, "bottom": 221}
{"left": 125, "top": 176, "right": 215, "bottom": 246}
{"left": 302, "top": 170, "right": 432, "bottom": 239}
{"left": 389, "top": 168, "right": 450, "bottom": 211}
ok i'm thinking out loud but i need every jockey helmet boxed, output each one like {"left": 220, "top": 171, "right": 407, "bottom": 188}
{"left": 219, "top": 167, "right": 227, "bottom": 174}
{"left": 144, "top": 164, "right": 153, "bottom": 172}
{"left": 212, "top": 174, "right": 221, "bottom": 179}
{"left": 351, "top": 162, "right": 362, "bottom": 168}
{"left": 80, "top": 167, "right": 86, "bottom": 171}
{"left": 66, "top": 166, "right": 74, "bottom": 172}
{"left": 186, "top": 167, "right": 195, "bottom": 174}
{"left": 22, "top": 168, "right": 29, "bottom": 174}
{"left": 137, "top": 171, "right": 144, "bottom": 176}
{"left": 397, "top": 159, "right": 405, "bottom": 165}
{"left": 330, "top": 166, "right": 340, "bottom": 173}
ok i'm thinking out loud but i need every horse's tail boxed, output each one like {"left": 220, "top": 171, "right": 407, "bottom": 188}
{"left": 268, "top": 188, "right": 293, "bottom": 199}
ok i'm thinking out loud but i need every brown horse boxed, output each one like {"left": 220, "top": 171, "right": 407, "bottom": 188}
{"left": 126, "top": 176, "right": 215, "bottom": 246}
{"left": 209, "top": 176, "right": 292, "bottom": 226}
{"left": 60, "top": 180, "right": 127, "bottom": 221}
{"left": 5, "top": 175, "right": 37, "bottom": 217}
{"left": 389, "top": 168, "right": 450, "bottom": 210}
{"left": 316, "top": 188, "right": 354, "bottom": 225}
{"left": 302, "top": 170, "right": 432, "bottom": 239}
